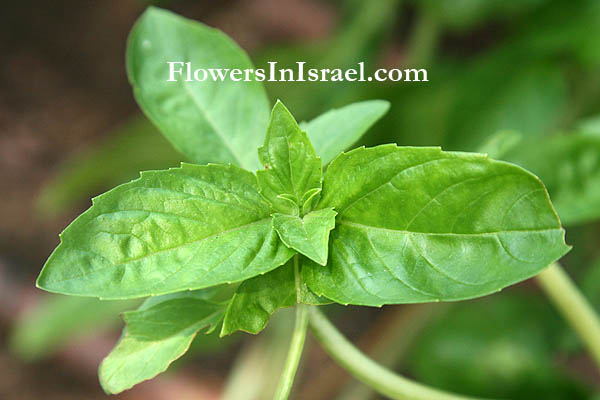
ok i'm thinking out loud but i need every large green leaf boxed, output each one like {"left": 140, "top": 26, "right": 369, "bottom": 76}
{"left": 300, "top": 100, "right": 390, "bottom": 166}
{"left": 37, "top": 163, "right": 293, "bottom": 299}
{"left": 127, "top": 7, "right": 269, "bottom": 170}
{"left": 99, "top": 291, "right": 225, "bottom": 394}
{"left": 272, "top": 208, "right": 337, "bottom": 265}
{"left": 502, "top": 134, "right": 600, "bottom": 226}
{"left": 256, "top": 101, "right": 322, "bottom": 214}
{"left": 304, "top": 145, "right": 570, "bottom": 306}
{"left": 221, "top": 260, "right": 328, "bottom": 336}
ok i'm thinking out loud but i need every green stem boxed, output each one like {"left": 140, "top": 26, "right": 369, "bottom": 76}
{"left": 308, "top": 307, "right": 483, "bottom": 400}
{"left": 273, "top": 256, "right": 309, "bottom": 400}
{"left": 536, "top": 262, "right": 600, "bottom": 368}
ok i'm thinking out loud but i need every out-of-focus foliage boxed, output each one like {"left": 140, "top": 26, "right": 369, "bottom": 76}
{"left": 36, "top": 116, "right": 183, "bottom": 216}
{"left": 10, "top": 295, "right": 138, "bottom": 360}
{"left": 580, "top": 114, "right": 600, "bottom": 136}
{"left": 582, "top": 258, "right": 600, "bottom": 311}
{"left": 406, "top": 293, "right": 592, "bottom": 400}
{"left": 502, "top": 133, "right": 600, "bottom": 226}
{"left": 476, "top": 126, "right": 600, "bottom": 227}
{"left": 413, "top": 0, "right": 548, "bottom": 32}
{"left": 255, "top": 0, "right": 400, "bottom": 118}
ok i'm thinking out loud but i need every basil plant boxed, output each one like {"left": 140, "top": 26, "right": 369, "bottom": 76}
{"left": 36, "top": 7, "right": 570, "bottom": 399}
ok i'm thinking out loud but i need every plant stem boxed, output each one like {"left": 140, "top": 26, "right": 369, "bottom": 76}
{"left": 335, "top": 304, "right": 446, "bottom": 400}
{"left": 536, "top": 262, "right": 600, "bottom": 368}
{"left": 273, "top": 256, "right": 309, "bottom": 400}
{"left": 308, "top": 307, "right": 483, "bottom": 400}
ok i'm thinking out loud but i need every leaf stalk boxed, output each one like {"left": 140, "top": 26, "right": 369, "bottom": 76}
{"left": 308, "top": 307, "right": 484, "bottom": 400}
{"left": 537, "top": 262, "right": 600, "bottom": 368}
{"left": 273, "top": 256, "right": 309, "bottom": 400}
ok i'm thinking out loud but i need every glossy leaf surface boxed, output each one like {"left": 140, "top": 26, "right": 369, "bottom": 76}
{"left": 127, "top": 7, "right": 269, "bottom": 170}
{"left": 304, "top": 145, "right": 570, "bottom": 306}
{"left": 99, "top": 292, "right": 225, "bottom": 394}
{"left": 37, "top": 164, "right": 293, "bottom": 299}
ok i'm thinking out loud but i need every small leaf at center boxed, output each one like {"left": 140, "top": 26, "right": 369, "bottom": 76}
{"left": 272, "top": 208, "right": 337, "bottom": 265}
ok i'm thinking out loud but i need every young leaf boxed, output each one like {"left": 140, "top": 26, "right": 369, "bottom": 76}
{"left": 272, "top": 208, "right": 337, "bottom": 265}
{"left": 221, "top": 260, "right": 329, "bottom": 336}
{"left": 99, "top": 291, "right": 225, "bottom": 394}
{"left": 257, "top": 101, "right": 322, "bottom": 214}
{"left": 502, "top": 134, "right": 600, "bottom": 226}
{"left": 37, "top": 163, "right": 294, "bottom": 299}
{"left": 304, "top": 145, "right": 570, "bottom": 306}
{"left": 127, "top": 7, "right": 269, "bottom": 170}
{"left": 300, "top": 100, "right": 390, "bottom": 166}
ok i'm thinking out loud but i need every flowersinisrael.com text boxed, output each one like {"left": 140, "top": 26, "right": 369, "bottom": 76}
{"left": 166, "top": 61, "right": 428, "bottom": 83}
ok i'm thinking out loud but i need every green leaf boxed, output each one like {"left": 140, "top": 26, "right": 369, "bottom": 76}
{"left": 257, "top": 101, "right": 322, "bottom": 214}
{"left": 99, "top": 291, "right": 225, "bottom": 394}
{"left": 221, "top": 260, "right": 328, "bottom": 336}
{"left": 300, "top": 100, "right": 390, "bottom": 166}
{"left": 502, "top": 133, "right": 600, "bottom": 226}
{"left": 304, "top": 145, "right": 570, "bottom": 306}
{"left": 37, "top": 163, "right": 294, "bottom": 299}
{"left": 272, "top": 208, "right": 337, "bottom": 265}
{"left": 127, "top": 7, "right": 269, "bottom": 170}
{"left": 10, "top": 296, "right": 138, "bottom": 361}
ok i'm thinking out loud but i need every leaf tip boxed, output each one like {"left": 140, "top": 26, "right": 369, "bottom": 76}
{"left": 375, "top": 99, "right": 391, "bottom": 113}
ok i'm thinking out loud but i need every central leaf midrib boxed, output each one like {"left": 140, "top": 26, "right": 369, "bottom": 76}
{"left": 180, "top": 77, "right": 244, "bottom": 166}
{"left": 338, "top": 220, "right": 561, "bottom": 236}
{"left": 53, "top": 218, "right": 272, "bottom": 285}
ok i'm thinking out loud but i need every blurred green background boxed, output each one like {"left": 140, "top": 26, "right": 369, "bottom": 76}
{"left": 1, "top": 0, "right": 599, "bottom": 399}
